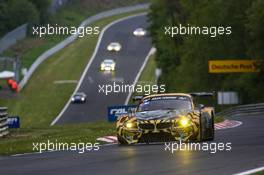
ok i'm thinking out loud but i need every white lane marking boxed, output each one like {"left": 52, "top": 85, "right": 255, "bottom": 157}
{"left": 88, "top": 76, "right": 94, "bottom": 84}
{"left": 51, "top": 12, "right": 148, "bottom": 125}
{"left": 124, "top": 47, "right": 156, "bottom": 105}
{"left": 233, "top": 166, "right": 264, "bottom": 175}
{"left": 110, "top": 77, "right": 124, "bottom": 83}
{"left": 12, "top": 150, "right": 59, "bottom": 157}
{"left": 53, "top": 80, "right": 78, "bottom": 84}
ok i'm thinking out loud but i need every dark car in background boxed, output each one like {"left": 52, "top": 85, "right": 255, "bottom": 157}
{"left": 71, "top": 92, "right": 87, "bottom": 103}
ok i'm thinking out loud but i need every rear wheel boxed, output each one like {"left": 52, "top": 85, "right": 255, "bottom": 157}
{"left": 207, "top": 113, "right": 215, "bottom": 141}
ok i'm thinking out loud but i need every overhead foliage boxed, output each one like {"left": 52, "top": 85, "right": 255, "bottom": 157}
{"left": 0, "top": 0, "right": 50, "bottom": 35}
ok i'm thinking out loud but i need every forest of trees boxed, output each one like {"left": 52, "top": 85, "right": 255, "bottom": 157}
{"left": 0, "top": 0, "right": 51, "bottom": 35}
{"left": 149, "top": 0, "right": 264, "bottom": 104}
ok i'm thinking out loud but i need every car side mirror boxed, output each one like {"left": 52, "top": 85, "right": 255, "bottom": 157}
{"left": 198, "top": 104, "right": 205, "bottom": 109}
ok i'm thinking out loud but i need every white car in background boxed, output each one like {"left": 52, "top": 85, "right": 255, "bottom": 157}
{"left": 100, "top": 59, "right": 116, "bottom": 71}
{"left": 107, "top": 42, "right": 122, "bottom": 52}
{"left": 133, "top": 28, "right": 147, "bottom": 36}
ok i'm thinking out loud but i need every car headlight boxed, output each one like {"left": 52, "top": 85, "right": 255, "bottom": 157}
{"left": 126, "top": 123, "right": 133, "bottom": 128}
{"left": 179, "top": 117, "right": 190, "bottom": 127}
{"left": 81, "top": 98, "right": 85, "bottom": 101}
{"left": 125, "top": 122, "right": 136, "bottom": 128}
{"left": 71, "top": 98, "right": 75, "bottom": 101}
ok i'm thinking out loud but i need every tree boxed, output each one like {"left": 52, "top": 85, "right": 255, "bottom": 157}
{"left": 149, "top": 0, "right": 264, "bottom": 103}
{"left": 29, "top": 0, "right": 51, "bottom": 23}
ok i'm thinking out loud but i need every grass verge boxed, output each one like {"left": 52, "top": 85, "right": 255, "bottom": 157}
{"left": 253, "top": 171, "right": 264, "bottom": 175}
{"left": 0, "top": 122, "right": 115, "bottom": 156}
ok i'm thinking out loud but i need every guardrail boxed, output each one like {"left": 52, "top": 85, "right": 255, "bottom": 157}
{"left": 19, "top": 3, "right": 150, "bottom": 90}
{"left": 0, "top": 23, "right": 28, "bottom": 54}
{"left": 217, "top": 103, "right": 264, "bottom": 117}
{"left": 0, "top": 107, "right": 9, "bottom": 137}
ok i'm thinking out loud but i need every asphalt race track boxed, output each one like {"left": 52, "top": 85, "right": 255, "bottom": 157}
{"left": 1, "top": 115, "right": 264, "bottom": 175}
{"left": 55, "top": 14, "right": 152, "bottom": 124}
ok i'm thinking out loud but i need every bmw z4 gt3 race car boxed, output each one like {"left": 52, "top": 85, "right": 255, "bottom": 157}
{"left": 116, "top": 93, "right": 214, "bottom": 145}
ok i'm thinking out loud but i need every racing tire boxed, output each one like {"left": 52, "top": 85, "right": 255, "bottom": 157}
{"left": 197, "top": 115, "right": 204, "bottom": 142}
{"left": 207, "top": 113, "right": 215, "bottom": 141}
{"left": 117, "top": 135, "right": 128, "bottom": 145}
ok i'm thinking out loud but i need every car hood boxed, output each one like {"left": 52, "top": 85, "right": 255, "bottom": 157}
{"left": 135, "top": 109, "right": 190, "bottom": 120}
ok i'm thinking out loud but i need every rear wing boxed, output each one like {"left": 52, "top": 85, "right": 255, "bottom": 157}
{"left": 132, "top": 95, "right": 144, "bottom": 102}
{"left": 189, "top": 92, "right": 215, "bottom": 97}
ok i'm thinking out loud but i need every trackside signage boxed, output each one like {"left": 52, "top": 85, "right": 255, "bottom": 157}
{"left": 208, "top": 60, "right": 262, "bottom": 73}
{"left": 7, "top": 116, "right": 20, "bottom": 128}
{"left": 107, "top": 105, "right": 137, "bottom": 122}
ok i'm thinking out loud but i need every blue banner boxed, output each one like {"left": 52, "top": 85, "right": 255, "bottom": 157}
{"left": 107, "top": 105, "right": 137, "bottom": 122}
{"left": 7, "top": 117, "right": 20, "bottom": 128}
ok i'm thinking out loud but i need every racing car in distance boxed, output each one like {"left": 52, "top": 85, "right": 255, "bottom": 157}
{"left": 71, "top": 92, "right": 87, "bottom": 103}
{"left": 100, "top": 59, "right": 116, "bottom": 71}
{"left": 116, "top": 93, "right": 215, "bottom": 145}
{"left": 107, "top": 42, "right": 122, "bottom": 52}
{"left": 133, "top": 28, "right": 147, "bottom": 37}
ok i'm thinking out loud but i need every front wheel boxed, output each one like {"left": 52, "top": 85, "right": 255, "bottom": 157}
{"left": 197, "top": 115, "right": 204, "bottom": 142}
{"left": 117, "top": 135, "right": 128, "bottom": 145}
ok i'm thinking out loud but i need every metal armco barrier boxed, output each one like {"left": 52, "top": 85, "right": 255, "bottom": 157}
{"left": 0, "top": 107, "right": 9, "bottom": 137}
{"left": 217, "top": 103, "right": 264, "bottom": 117}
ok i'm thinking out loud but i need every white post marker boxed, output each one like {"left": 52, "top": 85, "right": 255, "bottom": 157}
{"left": 155, "top": 68, "right": 162, "bottom": 83}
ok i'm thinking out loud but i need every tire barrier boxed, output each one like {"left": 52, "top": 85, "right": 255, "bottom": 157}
{"left": 0, "top": 107, "right": 9, "bottom": 137}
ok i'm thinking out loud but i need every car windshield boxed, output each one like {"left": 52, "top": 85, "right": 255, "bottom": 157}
{"left": 138, "top": 96, "right": 192, "bottom": 112}
{"left": 75, "top": 93, "right": 84, "bottom": 97}
{"left": 104, "top": 60, "right": 113, "bottom": 64}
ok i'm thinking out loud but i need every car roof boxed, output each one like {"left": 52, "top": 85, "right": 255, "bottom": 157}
{"left": 142, "top": 93, "right": 192, "bottom": 101}
{"left": 75, "top": 92, "right": 85, "bottom": 96}
{"left": 103, "top": 59, "right": 114, "bottom": 63}
{"left": 110, "top": 42, "right": 120, "bottom": 45}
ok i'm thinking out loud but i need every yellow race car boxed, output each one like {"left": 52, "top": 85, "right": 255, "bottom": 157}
{"left": 116, "top": 93, "right": 215, "bottom": 145}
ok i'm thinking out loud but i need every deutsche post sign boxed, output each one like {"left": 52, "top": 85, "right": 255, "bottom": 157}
{"left": 209, "top": 60, "right": 262, "bottom": 73}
